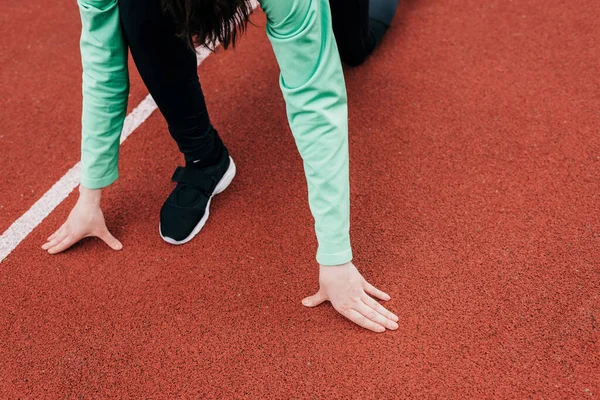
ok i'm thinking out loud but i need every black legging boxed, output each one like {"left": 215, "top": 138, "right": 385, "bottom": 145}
{"left": 331, "top": 0, "right": 377, "bottom": 67}
{"left": 119, "top": 0, "right": 391, "bottom": 163}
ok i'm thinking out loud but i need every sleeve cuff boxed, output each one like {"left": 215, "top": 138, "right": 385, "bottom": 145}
{"left": 316, "top": 247, "right": 353, "bottom": 266}
{"left": 80, "top": 169, "right": 118, "bottom": 189}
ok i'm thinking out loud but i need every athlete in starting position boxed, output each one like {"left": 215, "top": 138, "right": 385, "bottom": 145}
{"left": 43, "top": 0, "right": 400, "bottom": 332}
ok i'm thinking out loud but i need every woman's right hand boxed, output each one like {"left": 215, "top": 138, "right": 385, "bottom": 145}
{"left": 42, "top": 186, "right": 122, "bottom": 254}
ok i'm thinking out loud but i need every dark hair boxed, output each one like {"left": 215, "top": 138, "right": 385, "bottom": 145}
{"left": 162, "top": 0, "right": 253, "bottom": 51}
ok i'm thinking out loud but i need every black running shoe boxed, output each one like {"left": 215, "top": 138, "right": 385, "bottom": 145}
{"left": 159, "top": 148, "right": 236, "bottom": 244}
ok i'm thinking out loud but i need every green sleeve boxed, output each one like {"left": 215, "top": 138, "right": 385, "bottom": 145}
{"left": 78, "top": 0, "right": 129, "bottom": 189}
{"left": 259, "top": 0, "right": 353, "bottom": 266}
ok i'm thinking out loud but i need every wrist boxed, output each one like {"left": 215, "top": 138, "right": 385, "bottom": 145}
{"left": 78, "top": 185, "right": 102, "bottom": 206}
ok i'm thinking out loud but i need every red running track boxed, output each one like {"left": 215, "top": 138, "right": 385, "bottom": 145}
{"left": 1, "top": 0, "right": 599, "bottom": 398}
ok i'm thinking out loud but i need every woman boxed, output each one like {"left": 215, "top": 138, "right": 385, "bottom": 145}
{"left": 43, "top": 0, "right": 400, "bottom": 332}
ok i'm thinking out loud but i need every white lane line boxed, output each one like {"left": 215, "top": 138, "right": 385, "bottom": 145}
{"left": 0, "top": 42, "right": 225, "bottom": 262}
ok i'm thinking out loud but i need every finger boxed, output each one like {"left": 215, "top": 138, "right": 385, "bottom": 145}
{"left": 362, "top": 294, "right": 399, "bottom": 322}
{"left": 44, "top": 225, "right": 66, "bottom": 247}
{"left": 42, "top": 229, "right": 68, "bottom": 250}
{"left": 48, "top": 235, "right": 78, "bottom": 255}
{"left": 363, "top": 281, "right": 391, "bottom": 301}
{"left": 355, "top": 299, "right": 399, "bottom": 330}
{"left": 42, "top": 238, "right": 61, "bottom": 251}
{"left": 302, "top": 290, "right": 328, "bottom": 307}
{"left": 341, "top": 308, "right": 386, "bottom": 333}
{"left": 97, "top": 229, "right": 123, "bottom": 251}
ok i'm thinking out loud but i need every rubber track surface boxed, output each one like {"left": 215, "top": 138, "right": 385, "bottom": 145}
{"left": 1, "top": 1, "right": 599, "bottom": 398}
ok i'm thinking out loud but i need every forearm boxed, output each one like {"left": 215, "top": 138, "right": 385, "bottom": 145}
{"left": 261, "top": 0, "right": 352, "bottom": 266}
{"left": 78, "top": 0, "right": 130, "bottom": 189}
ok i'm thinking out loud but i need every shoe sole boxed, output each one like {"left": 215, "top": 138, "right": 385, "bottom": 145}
{"left": 159, "top": 156, "right": 236, "bottom": 245}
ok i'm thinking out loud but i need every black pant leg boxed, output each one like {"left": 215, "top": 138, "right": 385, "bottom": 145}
{"left": 330, "top": 0, "right": 398, "bottom": 67}
{"left": 329, "top": 0, "right": 375, "bottom": 67}
{"left": 118, "top": 0, "right": 220, "bottom": 162}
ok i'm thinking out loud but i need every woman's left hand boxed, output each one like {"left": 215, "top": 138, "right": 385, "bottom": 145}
{"left": 302, "top": 262, "right": 399, "bottom": 332}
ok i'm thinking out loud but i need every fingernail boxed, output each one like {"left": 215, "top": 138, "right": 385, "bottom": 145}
{"left": 392, "top": 315, "right": 399, "bottom": 322}
{"left": 391, "top": 322, "right": 399, "bottom": 330}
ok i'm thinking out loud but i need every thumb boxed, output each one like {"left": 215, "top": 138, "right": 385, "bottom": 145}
{"left": 302, "top": 290, "right": 328, "bottom": 307}
{"left": 98, "top": 229, "right": 123, "bottom": 251}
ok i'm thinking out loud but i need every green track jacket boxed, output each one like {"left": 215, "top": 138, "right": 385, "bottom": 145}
{"left": 78, "top": 0, "right": 352, "bottom": 265}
